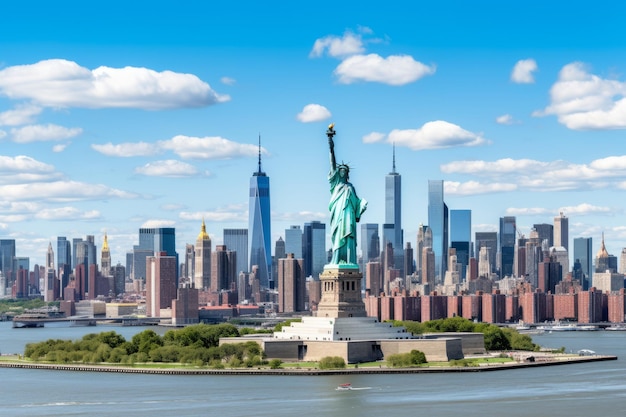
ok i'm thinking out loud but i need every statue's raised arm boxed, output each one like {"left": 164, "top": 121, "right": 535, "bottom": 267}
{"left": 325, "top": 123, "right": 367, "bottom": 267}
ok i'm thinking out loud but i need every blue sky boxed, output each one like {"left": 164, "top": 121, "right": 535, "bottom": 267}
{"left": 2, "top": 1, "right": 626, "bottom": 266}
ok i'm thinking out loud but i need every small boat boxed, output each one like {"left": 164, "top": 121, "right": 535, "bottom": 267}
{"left": 336, "top": 383, "right": 352, "bottom": 390}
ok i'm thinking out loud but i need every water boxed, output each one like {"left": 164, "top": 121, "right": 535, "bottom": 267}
{"left": 1, "top": 322, "right": 625, "bottom": 416}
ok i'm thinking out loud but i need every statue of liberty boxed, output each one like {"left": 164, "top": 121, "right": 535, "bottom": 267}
{"left": 327, "top": 123, "right": 367, "bottom": 266}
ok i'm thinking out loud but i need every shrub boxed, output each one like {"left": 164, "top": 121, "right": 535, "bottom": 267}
{"left": 269, "top": 359, "right": 283, "bottom": 369}
{"left": 318, "top": 356, "right": 346, "bottom": 369}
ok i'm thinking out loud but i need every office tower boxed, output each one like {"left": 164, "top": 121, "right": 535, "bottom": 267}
{"left": 478, "top": 246, "right": 491, "bottom": 277}
{"left": 499, "top": 216, "right": 516, "bottom": 279}
{"left": 361, "top": 223, "right": 380, "bottom": 264}
{"left": 554, "top": 212, "right": 569, "bottom": 250}
{"left": 44, "top": 242, "right": 55, "bottom": 301}
{"left": 416, "top": 224, "right": 432, "bottom": 280}
{"left": 620, "top": 248, "right": 626, "bottom": 274}
{"left": 275, "top": 237, "right": 285, "bottom": 260}
{"left": 574, "top": 237, "right": 593, "bottom": 290}
{"left": 57, "top": 236, "right": 71, "bottom": 271}
{"left": 366, "top": 261, "right": 382, "bottom": 296}
{"left": 146, "top": 251, "right": 177, "bottom": 317}
{"left": 111, "top": 263, "right": 126, "bottom": 296}
{"left": 139, "top": 227, "right": 176, "bottom": 256}
{"left": 183, "top": 244, "right": 194, "bottom": 284}
{"left": 428, "top": 180, "right": 448, "bottom": 282}
{"left": 125, "top": 251, "right": 133, "bottom": 280}
{"left": 385, "top": 145, "right": 404, "bottom": 275}
{"left": 303, "top": 221, "right": 326, "bottom": 279}
{"left": 273, "top": 236, "right": 286, "bottom": 281}
{"left": 538, "top": 255, "right": 562, "bottom": 294}
{"left": 404, "top": 242, "right": 414, "bottom": 276}
{"left": 46, "top": 242, "right": 55, "bottom": 270}
{"left": 475, "top": 232, "right": 497, "bottom": 276}
{"left": 248, "top": 136, "right": 271, "bottom": 288}
{"left": 0, "top": 239, "right": 16, "bottom": 283}
{"left": 525, "top": 230, "right": 542, "bottom": 288}
{"left": 285, "top": 226, "right": 303, "bottom": 258}
{"left": 85, "top": 235, "right": 97, "bottom": 268}
{"left": 211, "top": 245, "right": 237, "bottom": 292}
{"left": 533, "top": 223, "right": 554, "bottom": 248}
{"left": 277, "top": 253, "right": 305, "bottom": 313}
{"left": 422, "top": 247, "right": 435, "bottom": 288}
{"left": 224, "top": 228, "right": 248, "bottom": 275}
{"left": 450, "top": 210, "right": 471, "bottom": 281}
{"left": 101, "top": 233, "right": 111, "bottom": 276}
{"left": 194, "top": 220, "right": 211, "bottom": 290}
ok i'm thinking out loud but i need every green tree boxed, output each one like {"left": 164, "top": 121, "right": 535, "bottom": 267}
{"left": 318, "top": 356, "right": 346, "bottom": 369}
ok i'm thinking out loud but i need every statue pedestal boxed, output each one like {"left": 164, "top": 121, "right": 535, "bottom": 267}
{"left": 315, "top": 265, "right": 366, "bottom": 318}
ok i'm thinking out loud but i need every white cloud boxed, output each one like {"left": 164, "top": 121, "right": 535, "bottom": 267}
{"left": 161, "top": 203, "right": 187, "bottom": 211}
{"left": 335, "top": 54, "right": 435, "bottom": 86}
{"left": 506, "top": 207, "right": 550, "bottom": 216}
{"left": 141, "top": 219, "right": 176, "bottom": 228}
{"left": 370, "top": 120, "right": 486, "bottom": 151}
{"left": 35, "top": 207, "right": 101, "bottom": 220}
{"left": 310, "top": 31, "right": 365, "bottom": 58}
{"left": 0, "top": 181, "right": 137, "bottom": 202}
{"left": 537, "top": 62, "right": 626, "bottom": 130}
{"left": 52, "top": 144, "right": 68, "bottom": 152}
{"left": 135, "top": 160, "right": 207, "bottom": 177}
{"left": 296, "top": 104, "right": 331, "bottom": 123}
{"left": 362, "top": 132, "right": 386, "bottom": 144}
{"left": 559, "top": 203, "right": 614, "bottom": 215}
{"left": 0, "top": 59, "right": 229, "bottom": 110}
{"left": 0, "top": 155, "right": 55, "bottom": 173}
{"left": 220, "top": 76, "right": 236, "bottom": 85}
{"left": 180, "top": 210, "right": 245, "bottom": 222}
{"left": 511, "top": 59, "right": 538, "bottom": 83}
{"left": 0, "top": 104, "right": 42, "bottom": 126}
{"left": 159, "top": 135, "right": 262, "bottom": 160}
{"left": 10, "top": 124, "right": 82, "bottom": 143}
{"left": 91, "top": 142, "right": 159, "bottom": 157}
{"left": 441, "top": 158, "right": 552, "bottom": 175}
{"left": 444, "top": 181, "right": 517, "bottom": 196}
{"left": 496, "top": 114, "right": 517, "bottom": 125}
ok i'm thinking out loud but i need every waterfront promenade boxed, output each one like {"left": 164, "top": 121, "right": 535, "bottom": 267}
{"left": 0, "top": 353, "right": 616, "bottom": 375}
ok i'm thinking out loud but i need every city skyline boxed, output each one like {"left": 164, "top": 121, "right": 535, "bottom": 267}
{"left": 2, "top": 2, "right": 626, "bottom": 266}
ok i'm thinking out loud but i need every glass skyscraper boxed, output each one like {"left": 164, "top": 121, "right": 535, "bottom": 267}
{"left": 136, "top": 227, "right": 178, "bottom": 283}
{"left": 499, "top": 216, "right": 516, "bottom": 278}
{"left": 428, "top": 180, "right": 448, "bottom": 282}
{"left": 0, "top": 239, "right": 16, "bottom": 281}
{"left": 285, "top": 226, "right": 303, "bottom": 259}
{"left": 57, "top": 237, "right": 72, "bottom": 270}
{"left": 303, "top": 221, "right": 325, "bottom": 279}
{"left": 248, "top": 140, "right": 271, "bottom": 288}
{"left": 450, "top": 210, "right": 471, "bottom": 281}
{"left": 385, "top": 147, "right": 403, "bottom": 274}
{"left": 224, "top": 228, "right": 248, "bottom": 275}
{"left": 574, "top": 237, "right": 592, "bottom": 290}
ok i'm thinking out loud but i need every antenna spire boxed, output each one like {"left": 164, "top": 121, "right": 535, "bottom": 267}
{"left": 392, "top": 142, "right": 396, "bottom": 173}
{"left": 257, "top": 133, "right": 262, "bottom": 174}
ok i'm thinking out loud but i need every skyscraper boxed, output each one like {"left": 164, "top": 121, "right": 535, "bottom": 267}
{"left": 285, "top": 226, "right": 303, "bottom": 258}
{"left": 0, "top": 239, "right": 16, "bottom": 282}
{"left": 248, "top": 136, "right": 271, "bottom": 288}
{"left": 360, "top": 223, "right": 380, "bottom": 264}
{"left": 428, "top": 180, "right": 448, "bottom": 282}
{"left": 146, "top": 252, "right": 177, "bottom": 317}
{"left": 574, "top": 237, "right": 592, "bottom": 290}
{"left": 57, "top": 237, "right": 71, "bottom": 271}
{"left": 303, "top": 221, "right": 325, "bottom": 279}
{"left": 194, "top": 220, "right": 211, "bottom": 290}
{"left": 137, "top": 227, "right": 178, "bottom": 284}
{"left": 277, "top": 253, "right": 305, "bottom": 313}
{"left": 533, "top": 223, "right": 554, "bottom": 248}
{"left": 450, "top": 210, "right": 471, "bottom": 281}
{"left": 475, "top": 232, "right": 498, "bottom": 276}
{"left": 224, "top": 228, "right": 248, "bottom": 275}
{"left": 101, "top": 233, "right": 111, "bottom": 277}
{"left": 211, "top": 245, "right": 237, "bottom": 292}
{"left": 384, "top": 145, "right": 403, "bottom": 275}
{"left": 499, "top": 216, "right": 516, "bottom": 278}
{"left": 554, "top": 212, "right": 569, "bottom": 250}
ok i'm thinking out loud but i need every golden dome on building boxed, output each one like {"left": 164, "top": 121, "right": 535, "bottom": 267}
{"left": 197, "top": 218, "right": 210, "bottom": 241}
{"left": 102, "top": 232, "right": 110, "bottom": 252}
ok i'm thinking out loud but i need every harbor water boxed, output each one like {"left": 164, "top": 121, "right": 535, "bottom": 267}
{"left": 1, "top": 321, "right": 625, "bottom": 417}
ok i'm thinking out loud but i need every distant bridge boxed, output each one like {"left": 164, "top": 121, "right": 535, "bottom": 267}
{"left": 12, "top": 315, "right": 160, "bottom": 328}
